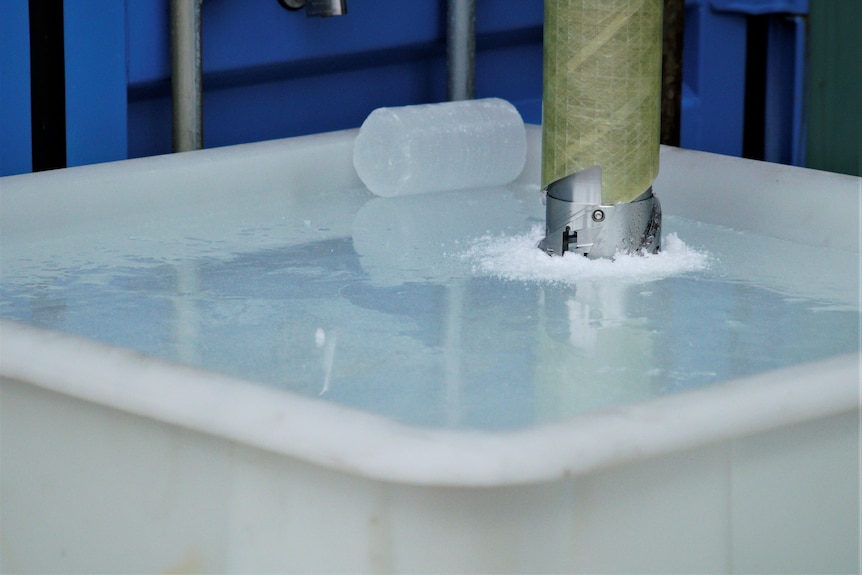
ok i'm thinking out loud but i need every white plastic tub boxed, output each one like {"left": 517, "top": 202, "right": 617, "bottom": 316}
{"left": 1, "top": 127, "right": 859, "bottom": 573}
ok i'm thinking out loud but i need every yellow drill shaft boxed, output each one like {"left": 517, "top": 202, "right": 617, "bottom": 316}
{"left": 542, "top": 0, "right": 663, "bottom": 204}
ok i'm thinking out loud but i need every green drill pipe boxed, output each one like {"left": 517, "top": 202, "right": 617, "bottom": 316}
{"left": 542, "top": 0, "right": 663, "bottom": 205}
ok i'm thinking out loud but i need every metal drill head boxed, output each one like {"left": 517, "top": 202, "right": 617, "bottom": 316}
{"left": 540, "top": 166, "right": 661, "bottom": 259}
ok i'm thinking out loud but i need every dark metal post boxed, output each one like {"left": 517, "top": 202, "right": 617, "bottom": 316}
{"left": 447, "top": 0, "right": 476, "bottom": 101}
{"left": 171, "top": 0, "right": 203, "bottom": 152}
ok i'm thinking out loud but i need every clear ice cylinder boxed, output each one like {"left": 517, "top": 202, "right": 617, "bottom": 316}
{"left": 353, "top": 98, "right": 527, "bottom": 197}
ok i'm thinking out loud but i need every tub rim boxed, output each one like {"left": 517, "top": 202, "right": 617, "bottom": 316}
{"left": 2, "top": 318, "right": 858, "bottom": 487}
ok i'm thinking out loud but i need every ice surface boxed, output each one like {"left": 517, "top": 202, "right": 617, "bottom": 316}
{"left": 353, "top": 98, "right": 527, "bottom": 197}
{"left": 1, "top": 183, "right": 859, "bottom": 431}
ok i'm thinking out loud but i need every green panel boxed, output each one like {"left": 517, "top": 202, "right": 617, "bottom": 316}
{"left": 806, "top": 0, "right": 862, "bottom": 176}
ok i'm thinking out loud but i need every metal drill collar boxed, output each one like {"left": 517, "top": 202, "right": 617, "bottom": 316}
{"left": 540, "top": 168, "right": 662, "bottom": 259}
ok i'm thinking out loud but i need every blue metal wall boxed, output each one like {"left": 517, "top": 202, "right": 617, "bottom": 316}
{"left": 682, "top": 0, "right": 807, "bottom": 162}
{"left": 126, "top": 0, "right": 543, "bottom": 159}
{"left": 1, "top": 1, "right": 33, "bottom": 176}
{"left": 1, "top": 0, "right": 807, "bottom": 176}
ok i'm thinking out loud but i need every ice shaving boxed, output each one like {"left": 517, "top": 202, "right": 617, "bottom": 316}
{"left": 462, "top": 225, "right": 709, "bottom": 283}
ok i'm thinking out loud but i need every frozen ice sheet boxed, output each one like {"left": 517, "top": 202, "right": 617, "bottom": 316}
{"left": 1, "top": 185, "right": 859, "bottom": 430}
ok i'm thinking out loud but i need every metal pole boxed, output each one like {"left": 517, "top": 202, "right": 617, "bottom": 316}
{"left": 171, "top": 0, "right": 203, "bottom": 152}
{"left": 447, "top": 0, "right": 475, "bottom": 101}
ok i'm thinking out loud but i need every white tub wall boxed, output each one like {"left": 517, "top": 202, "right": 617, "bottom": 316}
{"left": 729, "top": 411, "right": 861, "bottom": 573}
{"left": 654, "top": 144, "right": 862, "bottom": 252}
{"left": 0, "top": 380, "right": 234, "bottom": 573}
{"left": 3, "top": 376, "right": 858, "bottom": 574}
{"left": 3, "top": 124, "right": 859, "bottom": 243}
{"left": 2, "top": 124, "right": 858, "bottom": 255}
{"left": 218, "top": 410, "right": 862, "bottom": 574}
{"left": 0, "top": 130, "right": 363, "bottom": 245}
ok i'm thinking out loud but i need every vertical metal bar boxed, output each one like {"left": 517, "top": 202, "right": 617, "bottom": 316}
{"left": 28, "top": 0, "right": 67, "bottom": 171}
{"left": 171, "top": 0, "right": 202, "bottom": 152}
{"left": 447, "top": 0, "right": 475, "bottom": 101}
{"left": 742, "top": 15, "right": 768, "bottom": 161}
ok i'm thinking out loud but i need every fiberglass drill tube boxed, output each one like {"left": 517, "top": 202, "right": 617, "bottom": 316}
{"left": 541, "top": 0, "right": 663, "bottom": 258}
